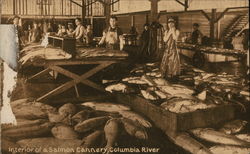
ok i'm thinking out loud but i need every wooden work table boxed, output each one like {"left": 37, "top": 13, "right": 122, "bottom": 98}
{"left": 21, "top": 45, "right": 128, "bottom": 102}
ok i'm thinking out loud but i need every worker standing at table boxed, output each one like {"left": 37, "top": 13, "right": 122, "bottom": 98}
{"left": 98, "top": 16, "right": 124, "bottom": 50}
{"left": 191, "top": 23, "right": 203, "bottom": 44}
{"left": 68, "top": 18, "right": 85, "bottom": 43}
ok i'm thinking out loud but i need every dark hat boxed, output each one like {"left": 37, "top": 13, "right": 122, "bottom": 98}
{"left": 193, "top": 23, "right": 199, "bottom": 27}
{"left": 168, "top": 18, "right": 175, "bottom": 23}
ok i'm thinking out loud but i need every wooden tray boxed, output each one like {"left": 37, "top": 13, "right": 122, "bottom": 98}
{"left": 116, "top": 93, "right": 235, "bottom": 137}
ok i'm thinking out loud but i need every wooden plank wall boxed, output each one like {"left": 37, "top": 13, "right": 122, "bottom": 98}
{"left": 1, "top": 0, "right": 82, "bottom": 16}
{"left": 116, "top": 15, "right": 131, "bottom": 33}
{"left": 1, "top": 0, "right": 104, "bottom": 17}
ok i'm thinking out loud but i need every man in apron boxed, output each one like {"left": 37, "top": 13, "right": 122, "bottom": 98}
{"left": 98, "top": 16, "right": 124, "bottom": 50}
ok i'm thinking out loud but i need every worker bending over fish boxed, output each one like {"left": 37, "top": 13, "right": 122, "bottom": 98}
{"left": 98, "top": 16, "right": 124, "bottom": 50}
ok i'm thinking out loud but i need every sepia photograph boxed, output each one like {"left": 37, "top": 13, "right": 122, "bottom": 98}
{"left": 0, "top": 0, "right": 249, "bottom": 153}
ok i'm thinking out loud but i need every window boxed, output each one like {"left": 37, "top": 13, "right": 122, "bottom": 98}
{"left": 111, "top": 0, "right": 120, "bottom": 12}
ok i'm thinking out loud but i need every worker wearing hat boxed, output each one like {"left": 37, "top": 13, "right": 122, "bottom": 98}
{"left": 12, "top": 15, "right": 24, "bottom": 50}
{"left": 160, "top": 18, "right": 181, "bottom": 81}
{"left": 191, "top": 23, "right": 203, "bottom": 44}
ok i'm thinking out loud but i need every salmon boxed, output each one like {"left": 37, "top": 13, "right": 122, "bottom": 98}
{"left": 82, "top": 130, "right": 104, "bottom": 148}
{"left": 171, "top": 133, "right": 212, "bottom": 154}
{"left": 51, "top": 124, "right": 79, "bottom": 139}
{"left": 105, "top": 83, "right": 127, "bottom": 93}
{"left": 74, "top": 116, "right": 110, "bottom": 133}
{"left": 17, "top": 137, "right": 83, "bottom": 154}
{"left": 190, "top": 128, "right": 250, "bottom": 147}
{"left": 118, "top": 110, "right": 152, "bottom": 128}
{"left": 209, "top": 145, "right": 250, "bottom": 154}
{"left": 220, "top": 120, "right": 248, "bottom": 134}
{"left": 158, "top": 84, "right": 194, "bottom": 96}
{"left": 12, "top": 102, "right": 56, "bottom": 120}
{"left": 104, "top": 118, "right": 120, "bottom": 148}
{"left": 48, "top": 112, "right": 73, "bottom": 126}
{"left": 121, "top": 118, "right": 148, "bottom": 140}
{"left": 58, "top": 103, "right": 77, "bottom": 116}
{"left": 81, "top": 102, "right": 130, "bottom": 113}
{"left": 236, "top": 134, "right": 250, "bottom": 143}
{"left": 72, "top": 110, "right": 91, "bottom": 123}
{"left": 2, "top": 119, "right": 48, "bottom": 130}
{"left": 3, "top": 122, "right": 54, "bottom": 140}
{"left": 140, "top": 90, "right": 158, "bottom": 100}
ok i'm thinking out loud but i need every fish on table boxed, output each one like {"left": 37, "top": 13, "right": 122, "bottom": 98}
{"left": 190, "top": 128, "right": 250, "bottom": 147}
{"left": 220, "top": 119, "right": 248, "bottom": 135}
{"left": 81, "top": 102, "right": 131, "bottom": 113}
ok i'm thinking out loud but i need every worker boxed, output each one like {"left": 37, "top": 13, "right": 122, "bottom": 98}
{"left": 12, "top": 15, "right": 24, "bottom": 49}
{"left": 191, "top": 23, "right": 203, "bottom": 44}
{"left": 67, "top": 23, "right": 74, "bottom": 35}
{"left": 160, "top": 18, "right": 180, "bottom": 82}
{"left": 30, "top": 22, "right": 42, "bottom": 43}
{"left": 57, "top": 24, "right": 63, "bottom": 36}
{"left": 84, "top": 24, "right": 94, "bottom": 46}
{"left": 98, "top": 16, "right": 124, "bottom": 50}
{"left": 68, "top": 18, "right": 85, "bottom": 43}
{"left": 139, "top": 23, "right": 150, "bottom": 58}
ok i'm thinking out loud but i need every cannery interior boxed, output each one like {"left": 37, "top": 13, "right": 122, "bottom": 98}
{"left": 0, "top": 0, "right": 249, "bottom": 154}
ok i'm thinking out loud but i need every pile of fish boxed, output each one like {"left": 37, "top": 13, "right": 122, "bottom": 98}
{"left": 19, "top": 45, "right": 71, "bottom": 66}
{"left": 185, "top": 119, "right": 250, "bottom": 154}
{"left": 178, "top": 42, "right": 247, "bottom": 55}
{"left": 104, "top": 62, "right": 249, "bottom": 114}
{"left": 2, "top": 98, "right": 174, "bottom": 154}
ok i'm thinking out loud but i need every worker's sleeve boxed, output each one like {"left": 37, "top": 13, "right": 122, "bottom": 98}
{"left": 99, "top": 29, "right": 108, "bottom": 45}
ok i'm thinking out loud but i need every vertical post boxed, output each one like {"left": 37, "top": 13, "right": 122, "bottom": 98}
{"left": 184, "top": 0, "right": 188, "bottom": 11}
{"left": 61, "top": 0, "right": 63, "bottom": 16}
{"left": 131, "top": 15, "right": 135, "bottom": 27}
{"left": 104, "top": 0, "right": 111, "bottom": 27}
{"left": 150, "top": 0, "right": 159, "bottom": 22}
{"left": 82, "top": 0, "right": 86, "bottom": 22}
{"left": 145, "top": 14, "right": 149, "bottom": 24}
{"left": 210, "top": 9, "right": 216, "bottom": 41}
{"left": 13, "top": 0, "right": 15, "bottom": 15}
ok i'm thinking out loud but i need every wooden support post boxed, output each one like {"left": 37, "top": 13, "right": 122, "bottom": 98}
{"left": 150, "top": 0, "right": 159, "bottom": 22}
{"left": 131, "top": 15, "right": 135, "bottom": 27}
{"left": 82, "top": 0, "right": 86, "bottom": 22}
{"left": 184, "top": 0, "right": 188, "bottom": 11}
{"left": 13, "top": 0, "right": 15, "bottom": 15}
{"left": 210, "top": 9, "right": 216, "bottom": 41}
{"left": 146, "top": 14, "right": 149, "bottom": 24}
{"left": 104, "top": 0, "right": 111, "bottom": 27}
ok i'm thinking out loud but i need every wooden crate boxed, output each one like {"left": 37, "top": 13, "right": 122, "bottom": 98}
{"left": 116, "top": 93, "right": 235, "bottom": 137}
